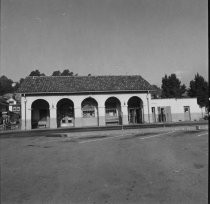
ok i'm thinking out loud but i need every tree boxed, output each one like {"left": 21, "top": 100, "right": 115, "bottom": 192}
{"left": 29, "top": 69, "right": 45, "bottom": 76}
{"left": 52, "top": 71, "right": 61, "bottom": 76}
{"left": 188, "top": 73, "right": 209, "bottom": 108}
{"left": 151, "top": 85, "right": 161, "bottom": 99}
{"left": 0, "top": 76, "right": 26, "bottom": 95}
{"left": 19, "top": 78, "right": 25, "bottom": 85}
{"left": 12, "top": 78, "right": 25, "bottom": 92}
{"left": 0, "top": 75, "right": 14, "bottom": 95}
{"left": 161, "top": 74, "right": 186, "bottom": 98}
{"left": 61, "top": 69, "right": 74, "bottom": 76}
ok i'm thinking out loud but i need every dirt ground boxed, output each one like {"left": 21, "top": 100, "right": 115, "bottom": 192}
{"left": 0, "top": 126, "right": 208, "bottom": 204}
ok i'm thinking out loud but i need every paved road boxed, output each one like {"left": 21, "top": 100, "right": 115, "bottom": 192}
{"left": 0, "top": 128, "right": 208, "bottom": 204}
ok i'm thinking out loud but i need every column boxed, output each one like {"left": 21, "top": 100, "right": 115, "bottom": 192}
{"left": 74, "top": 106, "right": 82, "bottom": 127}
{"left": 143, "top": 94, "right": 151, "bottom": 123}
{"left": 21, "top": 98, "right": 26, "bottom": 130}
{"left": 121, "top": 105, "right": 129, "bottom": 125}
{"left": 50, "top": 107, "right": 57, "bottom": 129}
{"left": 143, "top": 104, "right": 149, "bottom": 123}
{"left": 21, "top": 98, "right": 31, "bottom": 130}
{"left": 25, "top": 108, "right": 31, "bottom": 130}
{"left": 98, "top": 106, "right": 106, "bottom": 126}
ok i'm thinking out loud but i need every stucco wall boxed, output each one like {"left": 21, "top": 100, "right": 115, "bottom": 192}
{"left": 150, "top": 98, "right": 204, "bottom": 122}
{"left": 21, "top": 93, "right": 151, "bottom": 130}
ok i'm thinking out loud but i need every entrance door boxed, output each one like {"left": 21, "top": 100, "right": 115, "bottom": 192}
{"left": 165, "top": 106, "right": 172, "bottom": 122}
{"left": 184, "top": 106, "right": 191, "bottom": 121}
{"left": 158, "top": 106, "right": 171, "bottom": 122}
{"left": 161, "top": 108, "right": 166, "bottom": 122}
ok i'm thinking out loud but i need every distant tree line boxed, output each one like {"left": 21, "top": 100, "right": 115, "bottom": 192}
{"left": 0, "top": 70, "right": 209, "bottom": 109}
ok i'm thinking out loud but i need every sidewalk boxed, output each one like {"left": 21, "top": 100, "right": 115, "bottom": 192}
{"left": 0, "top": 121, "right": 208, "bottom": 138}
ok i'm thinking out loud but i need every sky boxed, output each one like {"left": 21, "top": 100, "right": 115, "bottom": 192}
{"left": 0, "top": 0, "right": 208, "bottom": 87}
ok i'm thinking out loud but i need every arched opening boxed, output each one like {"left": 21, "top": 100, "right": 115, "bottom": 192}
{"left": 81, "top": 97, "right": 99, "bottom": 126}
{"left": 31, "top": 99, "right": 50, "bottom": 129}
{"left": 127, "top": 96, "right": 143, "bottom": 124}
{"left": 57, "top": 98, "right": 74, "bottom": 128}
{"left": 105, "top": 97, "right": 122, "bottom": 125}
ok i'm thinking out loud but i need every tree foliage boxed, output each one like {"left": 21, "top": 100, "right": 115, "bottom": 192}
{"left": 52, "top": 71, "right": 61, "bottom": 76}
{"left": 151, "top": 85, "right": 161, "bottom": 99}
{"left": 0, "top": 75, "right": 14, "bottom": 95}
{"left": 61, "top": 69, "right": 74, "bottom": 76}
{"left": 29, "top": 69, "right": 45, "bottom": 76}
{"left": 161, "top": 74, "right": 186, "bottom": 98}
{"left": 51, "top": 69, "right": 79, "bottom": 76}
{"left": 188, "top": 73, "right": 209, "bottom": 108}
{"left": 0, "top": 76, "right": 25, "bottom": 95}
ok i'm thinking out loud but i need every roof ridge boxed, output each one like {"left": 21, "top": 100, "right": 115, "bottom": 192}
{"left": 27, "top": 75, "right": 142, "bottom": 78}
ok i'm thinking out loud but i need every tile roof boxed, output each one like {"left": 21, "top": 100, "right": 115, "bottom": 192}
{"left": 17, "top": 75, "right": 154, "bottom": 94}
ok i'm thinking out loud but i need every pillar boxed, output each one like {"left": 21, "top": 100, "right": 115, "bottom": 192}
{"left": 74, "top": 106, "right": 82, "bottom": 127}
{"left": 50, "top": 107, "right": 57, "bottom": 128}
{"left": 98, "top": 106, "right": 106, "bottom": 126}
{"left": 143, "top": 94, "right": 151, "bottom": 123}
{"left": 21, "top": 98, "right": 31, "bottom": 130}
{"left": 121, "top": 105, "right": 129, "bottom": 125}
{"left": 143, "top": 104, "right": 149, "bottom": 123}
{"left": 21, "top": 99, "right": 26, "bottom": 130}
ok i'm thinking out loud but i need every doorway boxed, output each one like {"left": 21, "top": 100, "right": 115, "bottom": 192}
{"left": 128, "top": 96, "right": 143, "bottom": 124}
{"left": 184, "top": 106, "right": 191, "bottom": 121}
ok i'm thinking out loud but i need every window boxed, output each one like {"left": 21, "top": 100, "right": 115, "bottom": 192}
{"left": 184, "top": 106, "right": 190, "bottom": 112}
{"left": 13, "top": 107, "right": 16, "bottom": 111}
{"left": 16, "top": 107, "right": 20, "bottom": 111}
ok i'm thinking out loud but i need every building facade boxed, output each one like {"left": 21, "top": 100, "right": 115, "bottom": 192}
{"left": 6, "top": 97, "right": 21, "bottom": 114}
{"left": 18, "top": 75, "right": 204, "bottom": 130}
{"left": 150, "top": 98, "right": 205, "bottom": 123}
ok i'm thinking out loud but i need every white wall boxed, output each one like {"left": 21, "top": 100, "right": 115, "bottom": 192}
{"left": 21, "top": 92, "right": 151, "bottom": 130}
{"left": 150, "top": 98, "right": 204, "bottom": 122}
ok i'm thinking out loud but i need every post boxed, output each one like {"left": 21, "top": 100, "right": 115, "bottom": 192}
{"left": 24, "top": 95, "right": 27, "bottom": 130}
{"left": 50, "top": 104, "right": 57, "bottom": 129}
{"left": 121, "top": 111, "right": 123, "bottom": 130}
{"left": 146, "top": 92, "right": 150, "bottom": 123}
{"left": 98, "top": 106, "right": 106, "bottom": 126}
{"left": 121, "top": 104, "right": 129, "bottom": 125}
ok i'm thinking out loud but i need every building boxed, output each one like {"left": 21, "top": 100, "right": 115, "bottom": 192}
{"left": 150, "top": 98, "right": 205, "bottom": 123}
{"left": 6, "top": 97, "right": 21, "bottom": 114}
{"left": 17, "top": 75, "right": 204, "bottom": 130}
